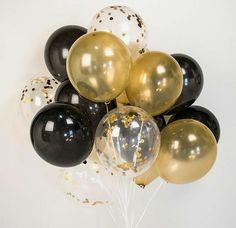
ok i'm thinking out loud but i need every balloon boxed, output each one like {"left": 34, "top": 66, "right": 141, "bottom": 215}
{"left": 54, "top": 80, "right": 117, "bottom": 135}
{"left": 134, "top": 162, "right": 159, "bottom": 187}
{"left": 157, "top": 119, "right": 217, "bottom": 184}
{"left": 153, "top": 115, "right": 166, "bottom": 131}
{"left": 95, "top": 106, "right": 161, "bottom": 177}
{"left": 20, "top": 76, "right": 59, "bottom": 121}
{"left": 44, "top": 25, "right": 87, "bottom": 82}
{"left": 88, "top": 5, "right": 148, "bottom": 59}
{"left": 116, "top": 91, "right": 130, "bottom": 105}
{"left": 168, "top": 105, "right": 220, "bottom": 142}
{"left": 66, "top": 32, "right": 132, "bottom": 102}
{"left": 30, "top": 103, "right": 93, "bottom": 167}
{"left": 165, "top": 54, "right": 204, "bottom": 114}
{"left": 60, "top": 160, "right": 110, "bottom": 207}
{"left": 126, "top": 52, "right": 183, "bottom": 116}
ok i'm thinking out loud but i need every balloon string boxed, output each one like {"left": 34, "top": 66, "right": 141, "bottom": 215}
{"left": 134, "top": 180, "right": 165, "bottom": 228}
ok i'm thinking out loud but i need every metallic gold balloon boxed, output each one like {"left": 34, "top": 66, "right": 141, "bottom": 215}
{"left": 134, "top": 162, "right": 159, "bottom": 187}
{"left": 95, "top": 106, "right": 161, "bottom": 178}
{"left": 67, "top": 32, "right": 132, "bottom": 102}
{"left": 116, "top": 91, "right": 130, "bottom": 105}
{"left": 157, "top": 119, "right": 217, "bottom": 184}
{"left": 126, "top": 52, "right": 183, "bottom": 115}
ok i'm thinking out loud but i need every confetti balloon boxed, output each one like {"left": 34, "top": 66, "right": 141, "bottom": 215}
{"left": 95, "top": 106, "right": 161, "bottom": 177}
{"left": 157, "top": 119, "right": 217, "bottom": 184}
{"left": 67, "top": 32, "right": 132, "bottom": 102}
{"left": 20, "top": 76, "right": 59, "bottom": 121}
{"left": 126, "top": 52, "right": 183, "bottom": 116}
{"left": 60, "top": 160, "right": 110, "bottom": 207}
{"left": 88, "top": 5, "right": 147, "bottom": 59}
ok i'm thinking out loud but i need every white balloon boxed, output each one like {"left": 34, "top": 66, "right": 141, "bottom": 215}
{"left": 88, "top": 5, "right": 148, "bottom": 59}
{"left": 20, "top": 76, "right": 59, "bottom": 121}
{"left": 59, "top": 160, "right": 111, "bottom": 207}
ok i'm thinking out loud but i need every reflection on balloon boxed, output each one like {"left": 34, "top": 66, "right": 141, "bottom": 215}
{"left": 88, "top": 5, "right": 148, "bottom": 59}
{"left": 165, "top": 54, "right": 204, "bottom": 114}
{"left": 126, "top": 52, "right": 183, "bottom": 116}
{"left": 20, "top": 76, "right": 59, "bottom": 121}
{"left": 44, "top": 25, "right": 87, "bottom": 82}
{"left": 30, "top": 103, "right": 93, "bottom": 167}
{"left": 55, "top": 80, "right": 117, "bottom": 135}
{"left": 157, "top": 119, "right": 217, "bottom": 184}
{"left": 66, "top": 31, "right": 132, "bottom": 102}
{"left": 95, "top": 106, "right": 161, "bottom": 177}
{"left": 168, "top": 105, "right": 220, "bottom": 142}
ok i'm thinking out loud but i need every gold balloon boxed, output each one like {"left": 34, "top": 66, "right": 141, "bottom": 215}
{"left": 67, "top": 32, "right": 132, "bottom": 102}
{"left": 126, "top": 52, "right": 183, "bottom": 116}
{"left": 157, "top": 119, "right": 217, "bottom": 184}
{"left": 134, "top": 162, "right": 159, "bottom": 187}
{"left": 116, "top": 91, "right": 130, "bottom": 105}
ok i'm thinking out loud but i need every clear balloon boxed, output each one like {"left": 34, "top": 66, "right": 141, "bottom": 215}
{"left": 20, "top": 76, "right": 59, "bottom": 121}
{"left": 95, "top": 106, "right": 161, "bottom": 178}
{"left": 67, "top": 32, "right": 132, "bottom": 102}
{"left": 59, "top": 160, "right": 110, "bottom": 207}
{"left": 126, "top": 52, "right": 183, "bottom": 116}
{"left": 157, "top": 119, "right": 217, "bottom": 184}
{"left": 88, "top": 5, "right": 148, "bottom": 59}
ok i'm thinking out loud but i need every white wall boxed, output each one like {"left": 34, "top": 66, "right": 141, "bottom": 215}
{"left": 0, "top": 0, "right": 235, "bottom": 227}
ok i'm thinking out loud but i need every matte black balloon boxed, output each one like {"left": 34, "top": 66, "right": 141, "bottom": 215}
{"left": 168, "top": 105, "right": 220, "bottom": 142}
{"left": 30, "top": 103, "right": 93, "bottom": 167}
{"left": 55, "top": 80, "right": 117, "bottom": 134}
{"left": 165, "top": 54, "right": 204, "bottom": 114}
{"left": 153, "top": 115, "right": 166, "bottom": 131}
{"left": 44, "top": 25, "right": 87, "bottom": 82}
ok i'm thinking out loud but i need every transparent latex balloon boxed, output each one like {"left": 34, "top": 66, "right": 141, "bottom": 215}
{"left": 88, "top": 5, "right": 148, "bottom": 59}
{"left": 59, "top": 160, "right": 111, "bottom": 207}
{"left": 95, "top": 106, "right": 161, "bottom": 178}
{"left": 20, "top": 76, "right": 59, "bottom": 121}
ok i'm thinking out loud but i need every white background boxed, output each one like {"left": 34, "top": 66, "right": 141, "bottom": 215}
{"left": 0, "top": 0, "right": 236, "bottom": 227}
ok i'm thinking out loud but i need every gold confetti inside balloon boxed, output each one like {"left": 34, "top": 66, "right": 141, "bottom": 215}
{"left": 66, "top": 31, "right": 132, "bottom": 102}
{"left": 20, "top": 76, "right": 60, "bottom": 122}
{"left": 88, "top": 5, "right": 148, "bottom": 60}
{"left": 95, "top": 106, "right": 161, "bottom": 177}
{"left": 60, "top": 160, "right": 110, "bottom": 207}
{"left": 157, "top": 119, "right": 217, "bottom": 184}
{"left": 126, "top": 52, "right": 183, "bottom": 116}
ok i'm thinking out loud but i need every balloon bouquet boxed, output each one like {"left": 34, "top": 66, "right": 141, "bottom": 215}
{"left": 20, "top": 5, "right": 220, "bottom": 228}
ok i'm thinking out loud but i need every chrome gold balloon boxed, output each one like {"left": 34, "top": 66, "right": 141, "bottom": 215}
{"left": 126, "top": 52, "right": 183, "bottom": 115}
{"left": 157, "top": 119, "right": 217, "bottom": 184}
{"left": 134, "top": 162, "right": 159, "bottom": 187}
{"left": 116, "top": 91, "right": 130, "bottom": 105}
{"left": 67, "top": 32, "right": 132, "bottom": 102}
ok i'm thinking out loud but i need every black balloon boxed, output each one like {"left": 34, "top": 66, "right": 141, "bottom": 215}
{"left": 44, "top": 25, "right": 87, "bottom": 82}
{"left": 30, "top": 103, "right": 93, "bottom": 167}
{"left": 55, "top": 80, "right": 117, "bottom": 134}
{"left": 165, "top": 54, "right": 204, "bottom": 114}
{"left": 168, "top": 105, "right": 220, "bottom": 142}
{"left": 153, "top": 115, "right": 166, "bottom": 131}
